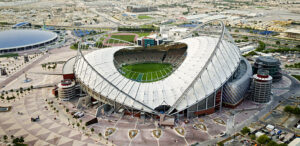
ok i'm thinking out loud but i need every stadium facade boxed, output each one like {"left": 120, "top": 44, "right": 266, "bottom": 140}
{"left": 64, "top": 20, "right": 252, "bottom": 118}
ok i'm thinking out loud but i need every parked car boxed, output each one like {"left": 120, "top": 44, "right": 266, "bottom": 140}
{"left": 219, "top": 132, "right": 227, "bottom": 137}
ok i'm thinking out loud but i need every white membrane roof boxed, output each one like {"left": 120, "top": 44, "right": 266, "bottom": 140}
{"left": 74, "top": 36, "right": 241, "bottom": 113}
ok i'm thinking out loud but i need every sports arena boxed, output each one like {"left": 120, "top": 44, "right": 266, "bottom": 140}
{"left": 65, "top": 20, "right": 252, "bottom": 118}
{"left": 0, "top": 29, "right": 58, "bottom": 53}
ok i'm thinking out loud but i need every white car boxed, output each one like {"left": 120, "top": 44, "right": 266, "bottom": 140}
{"left": 219, "top": 132, "right": 227, "bottom": 137}
{"left": 61, "top": 98, "right": 70, "bottom": 101}
{"left": 77, "top": 112, "right": 84, "bottom": 118}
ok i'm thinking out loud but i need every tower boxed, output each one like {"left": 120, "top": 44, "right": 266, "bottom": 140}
{"left": 251, "top": 70, "right": 272, "bottom": 103}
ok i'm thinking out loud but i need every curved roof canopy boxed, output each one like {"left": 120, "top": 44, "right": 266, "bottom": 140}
{"left": 0, "top": 29, "right": 57, "bottom": 50}
{"left": 73, "top": 20, "right": 241, "bottom": 115}
{"left": 74, "top": 36, "right": 241, "bottom": 114}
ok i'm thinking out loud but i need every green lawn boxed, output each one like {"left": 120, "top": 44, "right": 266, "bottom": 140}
{"left": 121, "top": 63, "right": 172, "bottom": 82}
{"left": 0, "top": 53, "right": 18, "bottom": 58}
{"left": 134, "top": 32, "right": 151, "bottom": 37}
{"left": 138, "top": 15, "right": 153, "bottom": 19}
{"left": 292, "top": 75, "right": 300, "bottom": 81}
{"left": 108, "top": 35, "right": 136, "bottom": 43}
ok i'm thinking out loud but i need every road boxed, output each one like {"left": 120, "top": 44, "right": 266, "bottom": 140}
{"left": 231, "top": 32, "right": 300, "bottom": 48}
{"left": 89, "top": 8, "right": 123, "bottom": 26}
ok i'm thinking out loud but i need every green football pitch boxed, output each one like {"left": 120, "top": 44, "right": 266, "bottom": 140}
{"left": 108, "top": 35, "right": 136, "bottom": 43}
{"left": 121, "top": 63, "right": 173, "bottom": 82}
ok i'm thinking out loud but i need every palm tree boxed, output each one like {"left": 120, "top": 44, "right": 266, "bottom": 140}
{"left": 3, "top": 135, "right": 7, "bottom": 142}
{"left": 91, "top": 128, "right": 94, "bottom": 133}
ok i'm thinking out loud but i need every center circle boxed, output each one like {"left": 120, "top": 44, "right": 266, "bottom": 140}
{"left": 121, "top": 63, "right": 173, "bottom": 82}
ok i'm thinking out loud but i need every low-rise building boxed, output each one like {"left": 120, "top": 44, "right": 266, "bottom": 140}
{"left": 284, "top": 29, "right": 300, "bottom": 39}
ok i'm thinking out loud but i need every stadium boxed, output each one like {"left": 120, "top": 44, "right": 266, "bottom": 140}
{"left": 64, "top": 20, "right": 252, "bottom": 118}
{"left": 0, "top": 29, "right": 58, "bottom": 53}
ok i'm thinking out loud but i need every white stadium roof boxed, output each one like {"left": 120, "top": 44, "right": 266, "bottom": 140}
{"left": 74, "top": 36, "right": 241, "bottom": 114}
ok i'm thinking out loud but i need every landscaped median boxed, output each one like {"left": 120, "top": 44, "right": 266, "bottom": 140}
{"left": 291, "top": 75, "right": 300, "bottom": 82}
{"left": 152, "top": 129, "right": 162, "bottom": 139}
{"left": 128, "top": 129, "right": 139, "bottom": 139}
{"left": 174, "top": 127, "right": 185, "bottom": 137}
{"left": 105, "top": 127, "right": 116, "bottom": 137}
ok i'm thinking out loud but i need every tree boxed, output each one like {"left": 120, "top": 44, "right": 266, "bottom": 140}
{"left": 293, "top": 107, "right": 300, "bottom": 115}
{"left": 257, "top": 134, "right": 270, "bottom": 144}
{"left": 12, "top": 136, "right": 24, "bottom": 145}
{"left": 284, "top": 105, "right": 300, "bottom": 115}
{"left": 276, "top": 41, "right": 280, "bottom": 45}
{"left": 3, "top": 135, "right": 7, "bottom": 141}
{"left": 267, "top": 141, "right": 277, "bottom": 146}
{"left": 217, "top": 142, "right": 224, "bottom": 146}
{"left": 250, "top": 134, "right": 256, "bottom": 140}
{"left": 241, "top": 127, "right": 250, "bottom": 135}
{"left": 98, "top": 133, "right": 102, "bottom": 137}
{"left": 66, "top": 108, "right": 69, "bottom": 112}
{"left": 256, "top": 41, "right": 266, "bottom": 52}
{"left": 91, "top": 128, "right": 95, "bottom": 133}
{"left": 12, "top": 138, "right": 20, "bottom": 144}
{"left": 19, "top": 136, "right": 24, "bottom": 143}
